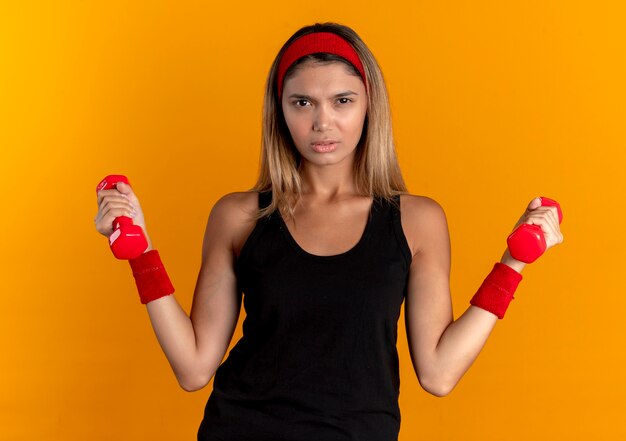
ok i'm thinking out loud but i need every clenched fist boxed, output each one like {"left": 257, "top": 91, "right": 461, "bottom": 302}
{"left": 94, "top": 181, "right": 152, "bottom": 251}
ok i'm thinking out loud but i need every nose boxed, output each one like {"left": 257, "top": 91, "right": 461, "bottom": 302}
{"left": 313, "top": 104, "right": 332, "bottom": 132}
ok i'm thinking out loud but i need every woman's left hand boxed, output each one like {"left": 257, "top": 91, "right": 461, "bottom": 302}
{"left": 500, "top": 197, "right": 564, "bottom": 272}
{"left": 511, "top": 197, "right": 564, "bottom": 252}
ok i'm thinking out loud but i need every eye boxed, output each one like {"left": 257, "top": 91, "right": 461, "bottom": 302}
{"left": 294, "top": 99, "right": 310, "bottom": 107}
{"left": 337, "top": 97, "right": 352, "bottom": 104}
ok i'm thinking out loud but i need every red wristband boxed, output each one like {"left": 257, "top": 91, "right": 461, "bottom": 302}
{"left": 470, "top": 262, "right": 523, "bottom": 319}
{"left": 128, "top": 249, "right": 175, "bottom": 304}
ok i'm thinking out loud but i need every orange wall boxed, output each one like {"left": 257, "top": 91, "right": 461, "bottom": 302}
{"left": 1, "top": 1, "right": 624, "bottom": 440}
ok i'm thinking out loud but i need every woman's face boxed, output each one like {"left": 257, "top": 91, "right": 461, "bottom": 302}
{"left": 281, "top": 61, "right": 367, "bottom": 169}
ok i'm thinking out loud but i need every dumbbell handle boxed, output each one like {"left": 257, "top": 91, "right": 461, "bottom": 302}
{"left": 506, "top": 197, "right": 562, "bottom": 264}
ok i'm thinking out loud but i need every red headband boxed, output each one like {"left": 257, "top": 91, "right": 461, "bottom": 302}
{"left": 276, "top": 32, "right": 367, "bottom": 101}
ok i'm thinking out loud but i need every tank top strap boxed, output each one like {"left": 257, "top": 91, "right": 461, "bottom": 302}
{"left": 235, "top": 190, "right": 273, "bottom": 274}
{"left": 259, "top": 189, "right": 272, "bottom": 211}
{"left": 388, "top": 193, "right": 413, "bottom": 267}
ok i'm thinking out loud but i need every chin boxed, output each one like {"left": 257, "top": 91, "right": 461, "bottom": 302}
{"left": 304, "top": 152, "right": 357, "bottom": 168}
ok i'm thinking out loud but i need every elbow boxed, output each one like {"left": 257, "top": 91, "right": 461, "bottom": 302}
{"left": 178, "top": 372, "right": 212, "bottom": 393}
{"left": 418, "top": 374, "right": 456, "bottom": 398}
{"left": 177, "top": 359, "right": 219, "bottom": 392}
{"left": 422, "top": 382, "right": 452, "bottom": 398}
{"left": 179, "top": 380, "right": 202, "bottom": 392}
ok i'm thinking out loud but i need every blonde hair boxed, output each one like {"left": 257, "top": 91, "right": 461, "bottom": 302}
{"left": 250, "top": 22, "right": 408, "bottom": 221}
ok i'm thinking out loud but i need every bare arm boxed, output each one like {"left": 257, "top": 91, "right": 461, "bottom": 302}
{"left": 95, "top": 185, "right": 256, "bottom": 391}
{"left": 144, "top": 192, "right": 256, "bottom": 391}
{"left": 402, "top": 197, "right": 525, "bottom": 397}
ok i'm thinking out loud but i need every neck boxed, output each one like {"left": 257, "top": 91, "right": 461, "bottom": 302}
{"left": 298, "top": 161, "right": 358, "bottom": 202}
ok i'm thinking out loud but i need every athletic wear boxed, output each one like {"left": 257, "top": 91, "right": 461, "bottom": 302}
{"left": 198, "top": 190, "right": 412, "bottom": 441}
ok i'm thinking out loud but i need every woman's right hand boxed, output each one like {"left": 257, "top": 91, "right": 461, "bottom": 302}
{"left": 94, "top": 181, "right": 150, "bottom": 245}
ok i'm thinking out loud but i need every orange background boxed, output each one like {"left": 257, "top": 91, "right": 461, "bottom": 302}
{"left": 1, "top": 1, "right": 624, "bottom": 440}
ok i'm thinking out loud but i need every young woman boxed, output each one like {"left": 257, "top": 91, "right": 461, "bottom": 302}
{"left": 94, "top": 22, "right": 563, "bottom": 441}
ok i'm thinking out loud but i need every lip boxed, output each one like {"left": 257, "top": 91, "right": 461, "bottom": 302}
{"left": 311, "top": 139, "right": 339, "bottom": 146}
{"left": 311, "top": 141, "right": 338, "bottom": 153}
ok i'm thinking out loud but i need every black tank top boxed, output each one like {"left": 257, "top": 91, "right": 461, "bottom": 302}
{"left": 198, "top": 190, "right": 412, "bottom": 441}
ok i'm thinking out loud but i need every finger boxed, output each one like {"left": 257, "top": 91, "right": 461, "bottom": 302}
{"left": 95, "top": 204, "right": 140, "bottom": 236}
{"left": 526, "top": 208, "right": 553, "bottom": 228}
{"left": 526, "top": 197, "right": 542, "bottom": 212}
{"left": 98, "top": 194, "right": 134, "bottom": 206}
{"left": 526, "top": 210, "right": 560, "bottom": 245}
{"left": 100, "top": 202, "right": 137, "bottom": 224}
{"left": 115, "top": 182, "right": 137, "bottom": 201}
{"left": 97, "top": 189, "right": 130, "bottom": 206}
{"left": 98, "top": 195, "right": 134, "bottom": 213}
{"left": 545, "top": 206, "right": 564, "bottom": 244}
{"left": 548, "top": 205, "right": 560, "bottom": 226}
{"left": 541, "top": 207, "right": 560, "bottom": 232}
{"left": 100, "top": 208, "right": 137, "bottom": 232}
{"left": 517, "top": 198, "right": 542, "bottom": 228}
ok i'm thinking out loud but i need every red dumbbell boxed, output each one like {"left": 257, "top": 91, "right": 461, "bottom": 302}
{"left": 96, "top": 175, "right": 148, "bottom": 260}
{"left": 507, "top": 197, "right": 563, "bottom": 264}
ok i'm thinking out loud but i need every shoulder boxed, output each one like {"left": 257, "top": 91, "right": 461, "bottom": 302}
{"left": 398, "top": 194, "right": 449, "bottom": 258}
{"left": 399, "top": 193, "right": 445, "bottom": 215}
{"left": 211, "top": 191, "right": 259, "bottom": 217}
{"left": 203, "top": 191, "right": 260, "bottom": 258}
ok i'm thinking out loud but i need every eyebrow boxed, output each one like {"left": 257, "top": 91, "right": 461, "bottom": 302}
{"left": 287, "top": 90, "right": 359, "bottom": 100}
